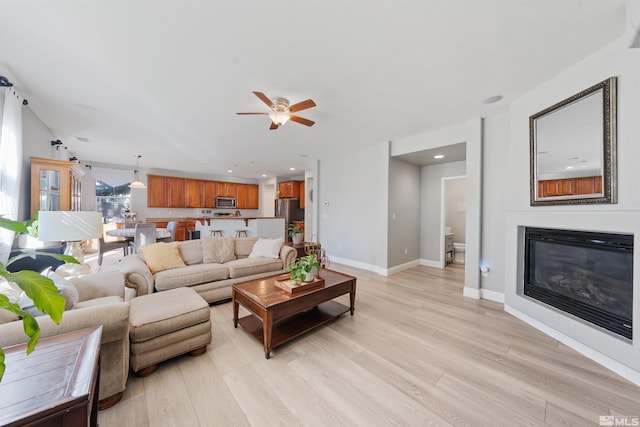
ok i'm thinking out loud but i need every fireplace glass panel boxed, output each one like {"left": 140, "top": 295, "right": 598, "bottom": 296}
{"left": 524, "top": 227, "right": 633, "bottom": 339}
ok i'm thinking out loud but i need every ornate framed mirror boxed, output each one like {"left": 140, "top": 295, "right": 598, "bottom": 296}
{"left": 530, "top": 77, "right": 617, "bottom": 206}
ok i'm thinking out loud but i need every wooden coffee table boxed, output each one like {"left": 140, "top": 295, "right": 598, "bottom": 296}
{"left": 232, "top": 269, "right": 356, "bottom": 358}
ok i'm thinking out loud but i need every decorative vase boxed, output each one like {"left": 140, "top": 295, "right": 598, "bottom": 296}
{"left": 303, "top": 267, "right": 317, "bottom": 282}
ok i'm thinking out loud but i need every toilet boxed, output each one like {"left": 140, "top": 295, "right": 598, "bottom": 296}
{"left": 453, "top": 242, "right": 466, "bottom": 264}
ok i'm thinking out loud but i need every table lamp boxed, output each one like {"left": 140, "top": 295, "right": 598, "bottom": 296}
{"left": 38, "top": 211, "right": 103, "bottom": 276}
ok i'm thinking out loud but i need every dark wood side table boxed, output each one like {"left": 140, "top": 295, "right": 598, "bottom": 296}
{"left": 0, "top": 326, "right": 102, "bottom": 427}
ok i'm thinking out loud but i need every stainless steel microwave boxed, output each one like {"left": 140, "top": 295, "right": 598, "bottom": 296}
{"left": 216, "top": 197, "right": 236, "bottom": 208}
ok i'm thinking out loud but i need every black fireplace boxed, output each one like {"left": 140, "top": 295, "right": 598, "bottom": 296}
{"left": 524, "top": 227, "right": 633, "bottom": 340}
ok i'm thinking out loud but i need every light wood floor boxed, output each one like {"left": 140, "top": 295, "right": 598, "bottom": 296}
{"left": 93, "top": 253, "right": 640, "bottom": 426}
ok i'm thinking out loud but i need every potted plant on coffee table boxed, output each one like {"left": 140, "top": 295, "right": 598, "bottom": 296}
{"left": 287, "top": 253, "right": 321, "bottom": 283}
{"left": 288, "top": 223, "right": 304, "bottom": 245}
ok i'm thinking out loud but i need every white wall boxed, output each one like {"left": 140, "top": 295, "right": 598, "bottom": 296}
{"left": 20, "top": 108, "right": 59, "bottom": 220}
{"left": 420, "top": 161, "right": 466, "bottom": 263}
{"left": 318, "top": 141, "right": 389, "bottom": 272}
{"left": 479, "top": 111, "right": 510, "bottom": 295}
{"left": 387, "top": 157, "right": 421, "bottom": 269}
{"left": 503, "top": 37, "right": 640, "bottom": 384}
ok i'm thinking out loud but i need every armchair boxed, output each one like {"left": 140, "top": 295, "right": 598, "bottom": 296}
{"left": 0, "top": 271, "right": 132, "bottom": 409}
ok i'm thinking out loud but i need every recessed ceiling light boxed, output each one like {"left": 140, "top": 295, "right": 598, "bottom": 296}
{"left": 483, "top": 95, "right": 503, "bottom": 104}
{"left": 289, "top": 167, "right": 296, "bottom": 171}
{"left": 434, "top": 155, "right": 445, "bottom": 159}
{"left": 261, "top": 174, "right": 267, "bottom": 177}
{"left": 227, "top": 170, "right": 233, "bottom": 173}
{"left": 566, "top": 166, "right": 574, "bottom": 170}
{"left": 299, "top": 154, "right": 308, "bottom": 158}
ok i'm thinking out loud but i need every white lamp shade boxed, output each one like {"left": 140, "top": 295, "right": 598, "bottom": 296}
{"left": 37, "top": 211, "right": 103, "bottom": 242}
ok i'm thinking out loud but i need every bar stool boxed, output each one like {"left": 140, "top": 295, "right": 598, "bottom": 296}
{"left": 235, "top": 230, "right": 248, "bottom": 238}
{"left": 210, "top": 230, "right": 223, "bottom": 237}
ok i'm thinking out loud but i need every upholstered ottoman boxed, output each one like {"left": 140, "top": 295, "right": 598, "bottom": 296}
{"left": 129, "top": 287, "right": 212, "bottom": 376}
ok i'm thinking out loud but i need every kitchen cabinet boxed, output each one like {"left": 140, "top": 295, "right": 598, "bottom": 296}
{"left": 279, "top": 180, "right": 301, "bottom": 198}
{"left": 147, "top": 175, "right": 168, "bottom": 207}
{"left": 216, "top": 182, "right": 237, "bottom": 198}
{"left": 167, "top": 177, "right": 185, "bottom": 207}
{"left": 30, "top": 157, "right": 84, "bottom": 219}
{"left": 148, "top": 175, "right": 185, "bottom": 208}
{"left": 203, "top": 181, "right": 217, "bottom": 208}
{"left": 237, "top": 184, "right": 259, "bottom": 209}
{"left": 185, "top": 179, "right": 203, "bottom": 208}
{"left": 537, "top": 176, "right": 602, "bottom": 198}
{"left": 300, "top": 180, "right": 305, "bottom": 209}
{"left": 147, "top": 174, "right": 257, "bottom": 209}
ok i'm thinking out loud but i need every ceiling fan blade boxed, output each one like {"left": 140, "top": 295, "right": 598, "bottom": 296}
{"left": 236, "top": 112, "right": 269, "bottom": 115}
{"left": 289, "top": 115, "right": 315, "bottom": 127}
{"left": 253, "top": 91, "right": 274, "bottom": 109}
{"left": 289, "top": 99, "right": 316, "bottom": 113}
{"left": 269, "top": 122, "right": 279, "bottom": 130}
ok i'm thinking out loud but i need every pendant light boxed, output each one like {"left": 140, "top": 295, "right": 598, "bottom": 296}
{"left": 129, "top": 155, "right": 147, "bottom": 189}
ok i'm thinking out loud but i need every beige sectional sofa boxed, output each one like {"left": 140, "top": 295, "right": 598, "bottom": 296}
{"left": 120, "top": 237, "right": 297, "bottom": 303}
{"left": 0, "top": 271, "right": 131, "bottom": 409}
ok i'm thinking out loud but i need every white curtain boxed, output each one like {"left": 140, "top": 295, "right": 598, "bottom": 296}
{"left": 0, "top": 87, "right": 24, "bottom": 264}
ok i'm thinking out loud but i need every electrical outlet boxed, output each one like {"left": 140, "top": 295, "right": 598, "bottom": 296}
{"left": 404, "top": 248, "right": 408, "bottom": 255}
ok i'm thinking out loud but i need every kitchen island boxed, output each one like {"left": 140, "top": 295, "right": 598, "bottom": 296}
{"left": 146, "top": 217, "right": 286, "bottom": 240}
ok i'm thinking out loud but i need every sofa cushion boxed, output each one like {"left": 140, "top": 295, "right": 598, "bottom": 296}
{"left": 140, "top": 242, "right": 186, "bottom": 274}
{"left": 75, "top": 295, "right": 124, "bottom": 309}
{"left": 249, "top": 238, "right": 284, "bottom": 259}
{"left": 226, "top": 257, "right": 284, "bottom": 279}
{"left": 178, "top": 240, "right": 203, "bottom": 265}
{"left": 234, "top": 237, "right": 259, "bottom": 258}
{"left": 202, "top": 237, "right": 236, "bottom": 264}
{"left": 154, "top": 263, "right": 230, "bottom": 291}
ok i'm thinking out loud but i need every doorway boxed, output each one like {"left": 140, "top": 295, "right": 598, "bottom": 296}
{"left": 442, "top": 176, "right": 466, "bottom": 267}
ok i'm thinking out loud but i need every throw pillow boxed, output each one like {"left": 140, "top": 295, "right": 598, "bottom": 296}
{"left": 140, "top": 242, "right": 186, "bottom": 274}
{"left": 248, "top": 238, "right": 283, "bottom": 259}
{"left": 202, "top": 237, "right": 236, "bottom": 264}
{"left": 18, "top": 270, "right": 80, "bottom": 316}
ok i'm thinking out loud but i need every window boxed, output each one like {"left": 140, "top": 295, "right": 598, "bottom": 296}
{"left": 91, "top": 167, "right": 133, "bottom": 223}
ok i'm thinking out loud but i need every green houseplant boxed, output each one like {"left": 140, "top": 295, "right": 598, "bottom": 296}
{"left": 288, "top": 223, "right": 303, "bottom": 245}
{"left": 0, "top": 216, "right": 77, "bottom": 382}
{"left": 287, "top": 253, "right": 321, "bottom": 283}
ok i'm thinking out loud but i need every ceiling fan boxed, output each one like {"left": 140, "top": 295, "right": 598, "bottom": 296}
{"left": 236, "top": 91, "right": 316, "bottom": 130}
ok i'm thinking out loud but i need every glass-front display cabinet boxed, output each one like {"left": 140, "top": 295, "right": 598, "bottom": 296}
{"left": 30, "top": 157, "right": 84, "bottom": 219}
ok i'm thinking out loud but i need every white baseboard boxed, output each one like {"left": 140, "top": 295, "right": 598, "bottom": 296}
{"left": 505, "top": 305, "right": 640, "bottom": 387}
{"left": 463, "top": 287, "right": 480, "bottom": 299}
{"left": 329, "top": 255, "right": 382, "bottom": 275}
{"left": 419, "top": 258, "right": 442, "bottom": 268}
{"left": 481, "top": 289, "right": 505, "bottom": 303}
{"left": 384, "top": 260, "right": 421, "bottom": 276}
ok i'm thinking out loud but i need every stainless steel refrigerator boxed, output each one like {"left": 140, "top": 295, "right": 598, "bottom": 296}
{"left": 274, "top": 198, "right": 304, "bottom": 241}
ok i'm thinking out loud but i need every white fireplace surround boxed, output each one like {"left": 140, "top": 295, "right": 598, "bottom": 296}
{"left": 505, "top": 211, "right": 640, "bottom": 386}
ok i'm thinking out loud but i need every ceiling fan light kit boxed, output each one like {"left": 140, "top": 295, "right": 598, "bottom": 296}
{"left": 237, "top": 91, "right": 316, "bottom": 130}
